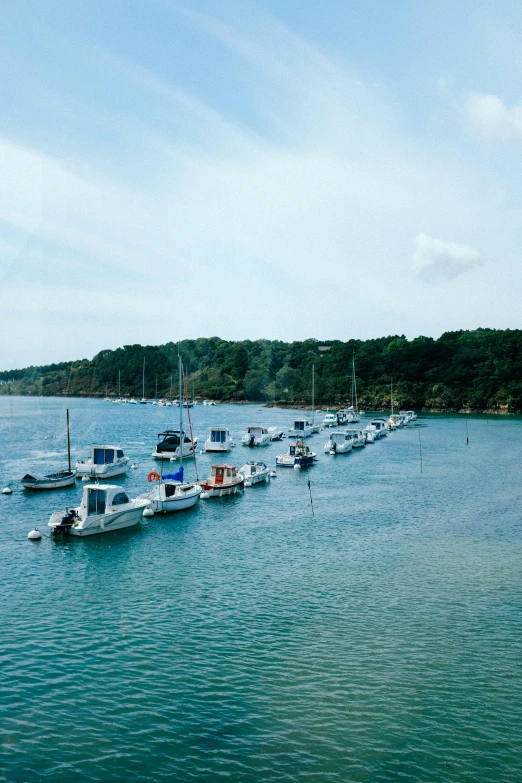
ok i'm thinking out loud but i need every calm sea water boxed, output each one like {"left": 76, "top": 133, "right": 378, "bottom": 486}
{"left": 1, "top": 397, "right": 521, "bottom": 782}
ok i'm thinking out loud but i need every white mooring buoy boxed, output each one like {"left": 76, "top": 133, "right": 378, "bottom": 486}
{"left": 200, "top": 492, "right": 209, "bottom": 499}
{"left": 270, "top": 471, "right": 277, "bottom": 478}
{"left": 244, "top": 480, "right": 252, "bottom": 488}
{"left": 143, "top": 507, "right": 154, "bottom": 518}
{"left": 28, "top": 529, "right": 42, "bottom": 540}
{"left": 82, "top": 476, "right": 89, "bottom": 482}
{"left": 2, "top": 487, "right": 12, "bottom": 494}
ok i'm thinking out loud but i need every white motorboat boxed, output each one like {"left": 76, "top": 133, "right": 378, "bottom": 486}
{"left": 364, "top": 430, "right": 377, "bottom": 443}
{"left": 152, "top": 430, "right": 197, "bottom": 460}
{"left": 324, "top": 431, "right": 354, "bottom": 454}
{"left": 336, "top": 408, "right": 359, "bottom": 425}
{"left": 345, "top": 428, "right": 366, "bottom": 448}
{"left": 400, "top": 410, "right": 417, "bottom": 422}
{"left": 322, "top": 413, "right": 337, "bottom": 427}
{"left": 239, "top": 461, "right": 271, "bottom": 486}
{"left": 287, "top": 419, "right": 314, "bottom": 438}
{"left": 48, "top": 484, "right": 148, "bottom": 537}
{"left": 203, "top": 400, "right": 216, "bottom": 406}
{"left": 200, "top": 465, "right": 244, "bottom": 497}
{"left": 267, "top": 426, "right": 284, "bottom": 441}
{"left": 22, "top": 409, "right": 78, "bottom": 489}
{"left": 138, "top": 465, "right": 201, "bottom": 513}
{"left": 205, "top": 426, "right": 233, "bottom": 452}
{"left": 241, "top": 425, "right": 271, "bottom": 447}
{"left": 387, "top": 414, "right": 402, "bottom": 430}
{"left": 76, "top": 445, "right": 129, "bottom": 479}
{"left": 129, "top": 398, "right": 138, "bottom": 404}
{"left": 276, "top": 440, "right": 317, "bottom": 468}
{"left": 366, "top": 419, "right": 388, "bottom": 438}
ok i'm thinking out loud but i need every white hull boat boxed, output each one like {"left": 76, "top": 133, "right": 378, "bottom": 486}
{"left": 76, "top": 445, "right": 129, "bottom": 479}
{"left": 366, "top": 420, "right": 388, "bottom": 438}
{"left": 205, "top": 426, "right": 232, "bottom": 452}
{"left": 152, "top": 430, "right": 197, "bottom": 460}
{"left": 324, "top": 431, "right": 354, "bottom": 454}
{"left": 267, "top": 426, "right": 284, "bottom": 441}
{"left": 139, "top": 466, "right": 201, "bottom": 513}
{"left": 200, "top": 465, "right": 244, "bottom": 497}
{"left": 239, "top": 462, "right": 271, "bottom": 486}
{"left": 322, "top": 413, "right": 337, "bottom": 428}
{"left": 344, "top": 429, "right": 366, "bottom": 448}
{"left": 22, "top": 470, "right": 77, "bottom": 490}
{"left": 241, "top": 426, "right": 271, "bottom": 447}
{"left": 287, "top": 419, "right": 314, "bottom": 438}
{"left": 49, "top": 484, "right": 148, "bottom": 537}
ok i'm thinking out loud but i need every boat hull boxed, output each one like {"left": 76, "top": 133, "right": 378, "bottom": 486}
{"left": 49, "top": 504, "right": 146, "bottom": 536}
{"left": 22, "top": 471, "right": 77, "bottom": 490}
{"left": 276, "top": 455, "right": 315, "bottom": 467}
{"left": 76, "top": 461, "right": 129, "bottom": 478}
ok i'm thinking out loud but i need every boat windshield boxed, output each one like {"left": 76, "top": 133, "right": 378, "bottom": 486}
{"left": 94, "top": 448, "right": 114, "bottom": 465}
{"left": 87, "top": 488, "right": 106, "bottom": 515}
{"left": 211, "top": 430, "right": 227, "bottom": 443}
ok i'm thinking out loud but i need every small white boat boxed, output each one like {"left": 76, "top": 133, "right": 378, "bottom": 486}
{"left": 364, "top": 430, "right": 377, "bottom": 443}
{"left": 76, "top": 445, "right": 130, "bottom": 479}
{"left": 276, "top": 440, "right": 317, "bottom": 468}
{"left": 400, "top": 410, "right": 417, "bottom": 422}
{"left": 203, "top": 400, "right": 216, "bottom": 406}
{"left": 129, "top": 398, "right": 138, "bottom": 405}
{"left": 324, "top": 431, "right": 353, "bottom": 454}
{"left": 366, "top": 419, "right": 388, "bottom": 438}
{"left": 48, "top": 484, "right": 148, "bottom": 537}
{"left": 387, "top": 414, "right": 402, "bottom": 430}
{"left": 200, "top": 465, "right": 244, "bottom": 497}
{"left": 345, "top": 428, "right": 366, "bottom": 448}
{"left": 241, "top": 426, "right": 271, "bottom": 447}
{"left": 22, "top": 470, "right": 77, "bottom": 490}
{"left": 138, "top": 466, "right": 201, "bottom": 513}
{"left": 287, "top": 419, "right": 314, "bottom": 438}
{"left": 152, "top": 430, "right": 197, "bottom": 461}
{"left": 205, "top": 426, "right": 233, "bottom": 452}
{"left": 322, "top": 413, "right": 337, "bottom": 427}
{"left": 267, "top": 426, "right": 284, "bottom": 441}
{"left": 239, "top": 461, "right": 271, "bottom": 486}
{"left": 336, "top": 408, "right": 359, "bottom": 425}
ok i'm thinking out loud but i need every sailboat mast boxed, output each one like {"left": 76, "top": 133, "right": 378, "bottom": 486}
{"left": 312, "top": 364, "right": 315, "bottom": 424}
{"left": 66, "top": 408, "right": 71, "bottom": 472}
{"left": 353, "top": 353, "right": 358, "bottom": 412}
{"left": 169, "top": 373, "right": 173, "bottom": 401}
{"left": 118, "top": 369, "right": 121, "bottom": 399}
{"left": 142, "top": 357, "right": 145, "bottom": 399}
{"left": 179, "top": 355, "right": 183, "bottom": 470}
{"left": 391, "top": 377, "right": 394, "bottom": 416}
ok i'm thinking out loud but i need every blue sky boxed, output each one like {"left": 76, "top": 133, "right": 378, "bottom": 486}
{"left": 2, "top": 0, "right": 522, "bottom": 367}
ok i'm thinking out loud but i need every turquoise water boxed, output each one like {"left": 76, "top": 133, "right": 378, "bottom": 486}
{"left": 1, "top": 397, "right": 521, "bottom": 782}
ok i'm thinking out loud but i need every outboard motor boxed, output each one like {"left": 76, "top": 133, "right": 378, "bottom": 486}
{"left": 52, "top": 509, "right": 78, "bottom": 536}
{"left": 248, "top": 435, "right": 255, "bottom": 448}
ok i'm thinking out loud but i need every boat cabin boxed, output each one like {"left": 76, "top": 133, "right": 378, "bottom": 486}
{"left": 245, "top": 426, "right": 268, "bottom": 437}
{"left": 330, "top": 432, "right": 353, "bottom": 446}
{"left": 80, "top": 484, "right": 131, "bottom": 518}
{"left": 93, "top": 446, "right": 125, "bottom": 465}
{"left": 211, "top": 465, "right": 239, "bottom": 485}
{"left": 209, "top": 426, "right": 229, "bottom": 445}
{"left": 293, "top": 420, "right": 311, "bottom": 432}
{"left": 155, "top": 430, "right": 191, "bottom": 452}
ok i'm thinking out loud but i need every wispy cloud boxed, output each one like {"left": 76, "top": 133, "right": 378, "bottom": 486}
{"left": 412, "top": 233, "right": 482, "bottom": 281}
{"left": 464, "top": 92, "right": 522, "bottom": 142}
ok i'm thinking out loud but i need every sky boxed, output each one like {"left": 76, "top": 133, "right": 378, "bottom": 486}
{"left": 2, "top": 0, "right": 522, "bottom": 368}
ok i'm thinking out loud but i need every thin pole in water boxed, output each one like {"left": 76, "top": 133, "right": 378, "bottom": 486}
{"left": 418, "top": 428, "right": 423, "bottom": 473}
{"left": 312, "top": 364, "right": 315, "bottom": 425}
{"left": 307, "top": 477, "right": 315, "bottom": 517}
{"left": 66, "top": 408, "right": 71, "bottom": 472}
{"left": 179, "top": 354, "right": 183, "bottom": 472}
{"left": 465, "top": 416, "right": 469, "bottom": 445}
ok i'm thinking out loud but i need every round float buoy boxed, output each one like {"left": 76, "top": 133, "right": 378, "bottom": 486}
{"left": 270, "top": 471, "right": 277, "bottom": 478}
{"left": 2, "top": 487, "right": 12, "bottom": 494}
{"left": 143, "top": 507, "right": 154, "bottom": 517}
{"left": 28, "top": 529, "right": 42, "bottom": 540}
{"left": 200, "top": 492, "right": 209, "bottom": 499}
{"left": 130, "top": 464, "right": 138, "bottom": 470}
{"left": 147, "top": 471, "right": 160, "bottom": 483}
{"left": 293, "top": 463, "right": 301, "bottom": 470}
{"left": 244, "top": 480, "right": 252, "bottom": 488}
{"left": 82, "top": 476, "right": 89, "bottom": 482}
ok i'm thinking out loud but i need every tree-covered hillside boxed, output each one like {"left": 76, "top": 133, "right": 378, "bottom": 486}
{"left": 2, "top": 329, "right": 522, "bottom": 412}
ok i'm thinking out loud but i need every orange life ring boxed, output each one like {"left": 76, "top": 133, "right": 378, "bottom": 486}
{"left": 148, "top": 471, "right": 160, "bottom": 482}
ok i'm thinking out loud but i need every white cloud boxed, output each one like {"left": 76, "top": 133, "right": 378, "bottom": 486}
{"left": 412, "top": 233, "right": 482, "bottom": 280}
{"left": 464, "top": 92, "right": 522, "bottom": 142}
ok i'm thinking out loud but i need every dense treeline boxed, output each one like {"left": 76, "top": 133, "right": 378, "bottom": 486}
{"left": 2, "top": 329, "right": 522, "bottom": 411}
